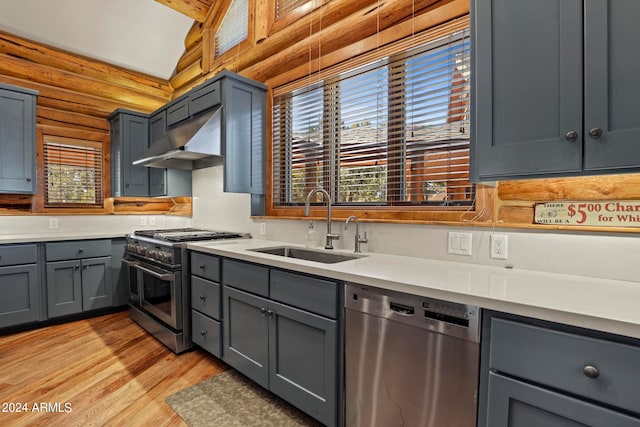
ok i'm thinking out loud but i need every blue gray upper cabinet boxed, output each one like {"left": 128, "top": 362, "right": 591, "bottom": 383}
{"left": 109, "top": 109, "right": 149, "bottom": 196}
{"left": 219, "top": 74, "right": 266, "bottom": 195}
{"left": 471, "top": 0, "right": 640, "bottom": 181}
{"left": 0, "top": 83, "right": 38, "bottom": 194}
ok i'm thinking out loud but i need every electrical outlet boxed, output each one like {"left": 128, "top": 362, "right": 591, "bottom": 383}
{"left": 149, "top": 216, "right": 156, "bottom": 226}
{"left": 259, "top": 222, "right": 267, "bottom": 236}
{"left": 490, "top": 234, "right": 508, "bottom": 259}
{"left": 140, "top": 217, "right": 147, "bottom": 226}
{"left": 448, "top": 232, "right": 472, "bottom": 256}
{"left": 49, "top": 218, "right": 59, "bottom": 229}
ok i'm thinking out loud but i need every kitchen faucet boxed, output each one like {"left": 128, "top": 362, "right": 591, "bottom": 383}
{"left": 345, "top": 215, "right": 368, "bottom": 253}
{"left": 304, "top": 188, "right": 340, "bottom": 249}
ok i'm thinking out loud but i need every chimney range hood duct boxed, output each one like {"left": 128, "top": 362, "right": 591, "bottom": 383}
{"left": 133, "top": 107, "right": 224, "bottom": 170}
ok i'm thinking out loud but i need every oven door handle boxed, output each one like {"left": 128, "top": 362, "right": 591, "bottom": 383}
{"left": 133, "top": 264, "right": 176, "bottom": 281}
{"left": 122, "top": 258, "right": 139, "bottom": 268}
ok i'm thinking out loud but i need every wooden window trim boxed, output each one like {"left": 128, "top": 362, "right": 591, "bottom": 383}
{"left": 264, "top": 15, "right": 490, "bottom": 224}
{"left": 33, "top": 126, "right": 110, "bottom": 214}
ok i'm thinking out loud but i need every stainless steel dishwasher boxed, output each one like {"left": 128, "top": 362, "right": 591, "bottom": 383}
{"left": 345, "top": 283, "right": 481, "bottom": 427}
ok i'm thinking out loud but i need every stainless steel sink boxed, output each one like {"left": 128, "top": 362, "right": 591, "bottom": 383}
{"left": 249, "top": 246, "right": 365, "bottom": 264}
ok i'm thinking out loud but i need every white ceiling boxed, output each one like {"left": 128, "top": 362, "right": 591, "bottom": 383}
{"left": 0, "top": 0, "right": 194, "bottom": 79}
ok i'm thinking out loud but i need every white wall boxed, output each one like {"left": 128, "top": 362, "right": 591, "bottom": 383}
{"left": 190, "top": 166, "right": 639, "bottom": 283}
{"left": 0, "top": 214, "right": 190, "bottom": 237}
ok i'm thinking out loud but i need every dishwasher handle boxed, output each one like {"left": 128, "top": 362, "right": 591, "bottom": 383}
{"left": 389, "top": 301, "right": 415, "bottom": 316}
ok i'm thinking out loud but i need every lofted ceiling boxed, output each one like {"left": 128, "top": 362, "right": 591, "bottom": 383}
{"left": 0, "top": 0, "right": 203, "bottom": 79}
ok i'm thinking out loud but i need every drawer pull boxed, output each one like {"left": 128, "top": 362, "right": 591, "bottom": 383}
{"left": 199, "top": 264, "right": 205, "bottom": 269}
{"left": 200, "top": 329, "right": 207, "bottom": 336}
{"left": 199, "top": 294, "right": 206, "bottom": 301}
{"left": 583, "top": 365, "right": 599, "bottom": 379}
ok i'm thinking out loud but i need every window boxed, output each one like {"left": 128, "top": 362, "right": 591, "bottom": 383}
{"left": 272, "top": 27, "right": 472, "bottom": 210}
{"left": 43, "top": 137, "right": 103, "bottom": 206}
{"left": 215, "top": 0, "right": 249, "bottom": 57}
{"left": 276, "top": 0, "right": 310, "bottom": 20}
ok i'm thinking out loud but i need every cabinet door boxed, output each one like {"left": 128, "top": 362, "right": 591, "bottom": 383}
{"left": 148, "top": 111, "right": 167, "bottom": 197}
{"left": 269, "top": 300, "right": 337, "bottom": 427}
{"left": 0, "top": 264, "right": 40, "bottom": 328}
{"left": 472, "top": 0, "right": 583, "bottom": 180}
{"left": 222, "top": 285, "right": 269, "bottom": 388}
{"left": 0, "top": 88, "right": 36, "bottom": 193}
{"left": 583, "top": 0, "right": 640, "bottom": 171}
{"left": 47, "top": 260, "right": 82, "bottom": 318}
{"left": 82, "top": 256, "right": 112, "bottom": 311}
{"left": 121, "top": 114, "right": 149, "bottom": 196}
{"left": 222, "top": 79, "right": 266, "bottom": 194}
{"left": 486, "top": 372, "right": 640, "bottom": 427}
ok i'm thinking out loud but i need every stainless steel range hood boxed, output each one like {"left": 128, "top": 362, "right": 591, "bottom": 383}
{"left": 133, "top": 107, "right": 224, "bottom": 170}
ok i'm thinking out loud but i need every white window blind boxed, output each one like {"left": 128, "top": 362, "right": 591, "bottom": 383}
{"left": 215, "top": 0, "right": 249, "bottom": 57}
{"left": 276, "top": 0, "right": 309, "bottom": 20}
{"left": 44, "top": 140, "right": 103, "bottom": 206}
{"left": 273, "top": 27, "right": 472, "bottom": 207}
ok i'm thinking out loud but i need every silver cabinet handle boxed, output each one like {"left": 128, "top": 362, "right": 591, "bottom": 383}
{"left": 199, "top": 294, "right": 206, "bottom": 301}
{"left": 26, "top": 177, "right": 31, "bottom": 182}
{"left": 583, "top": 365, "right": 599, "bottom": 379}
{"left": 565, "top": 131, "right": 578, "bottom": 142}
{"left": 74, "top": 264, "right": 80, "bottom": 270}
{"left": 260, "top": 307, "right": 267, "bottom": 314}
{"left": 266, "top": 309, "right": 274, "bottom": 316}
{"left": 589, "top": 128, "right": 603, "bottom": 139}
{"left": 199, "top": 264, "right": 205, "bottom": 269}
{"left": 200, "top": 329, "right": 207, "bottom": 336}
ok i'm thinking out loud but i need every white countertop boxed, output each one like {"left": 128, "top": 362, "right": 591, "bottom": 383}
{"left": 0, "top": 232, "right": 128, "bottom": 243}
{"left": 188, "top": 239, "right": 640, "bottom": 339}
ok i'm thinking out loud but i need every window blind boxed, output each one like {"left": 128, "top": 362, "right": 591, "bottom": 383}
{"left": 272, "top": 27, "right": 472, "bottom": 207}
{"left": 44, "top": 141, "right": 103, "bottom": 206}
{"left": 215, "top": 0, "right": 249, "bottom": 57}
{"left": 276, "top": 0, "right": 309, "bottom": 20}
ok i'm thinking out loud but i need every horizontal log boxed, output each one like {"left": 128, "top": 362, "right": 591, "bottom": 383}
{"left": 0, "top": 194, "right": 32, "bottom": 213}
{"left": 155, "top": 0, "right": 212, "bottom": 22}
{"left": 37, "top": 124, "right": 110, "bottom": 143}
{"left": 170, "top": 59, "right": 202, "bottom": 90}
{"left": 185, "top": 21, "right": 204, "bottom": 50}
{"left": 0, "top": 75, "right": 155, "bottom": 116}
{"left": 175, "top": 40, "right": 203, "bottom": 74}
{"left": 497, "top": 174, "right": 640, "bottom": 201}
{"left": 267, "top": 0, "right": 468, "bottom": 88}
{"left": 37, "top": 106, "right": 110, "bottom": 132}
{"left": 0, "top": 31, "right": 171, "bottom": 100}
{"left": 497, "top": 205, "right": 535, "bottom": 224}
{"left": 243, "top": 0, "right": 455, "bottom": 84}
{"left": 0, "top": 53, "right": 167, "bottom": 111}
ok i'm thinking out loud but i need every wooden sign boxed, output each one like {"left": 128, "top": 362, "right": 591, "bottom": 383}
{"left": 534, "top": 201, "right": 640, "bottom": 227}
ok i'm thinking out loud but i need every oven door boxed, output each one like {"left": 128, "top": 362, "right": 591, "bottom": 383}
{"left": 123, "top": 257, "right": 142, "bottom": 306}
{"left": 130, "top": 260, "right": 182, "bottom": 331}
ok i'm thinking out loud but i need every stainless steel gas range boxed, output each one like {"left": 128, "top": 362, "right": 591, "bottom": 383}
{"left": 123, "top": 228, "right": 246, "bottom": 353}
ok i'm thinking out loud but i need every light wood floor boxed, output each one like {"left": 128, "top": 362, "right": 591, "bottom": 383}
{"left": 0, "top": 311, "right": 227, "bottom": 426}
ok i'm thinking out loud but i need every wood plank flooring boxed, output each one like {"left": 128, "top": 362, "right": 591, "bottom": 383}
{"left": 0, "top": 311, "right": 227, "bottom": 426}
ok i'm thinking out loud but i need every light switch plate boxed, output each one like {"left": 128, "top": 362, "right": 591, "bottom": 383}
{"left": 448, "top": 232, "right": 472, "bottom": 256}
{"left": 49, "top": 218, "right": 59, "bottom": 229}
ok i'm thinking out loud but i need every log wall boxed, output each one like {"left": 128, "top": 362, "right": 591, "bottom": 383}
{"left": 0, "top": 30, "right": 187, "bottom": 215}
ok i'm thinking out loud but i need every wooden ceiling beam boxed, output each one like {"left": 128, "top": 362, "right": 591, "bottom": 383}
{"left": 155, "top": 0, "right": 214, "bottom": 22}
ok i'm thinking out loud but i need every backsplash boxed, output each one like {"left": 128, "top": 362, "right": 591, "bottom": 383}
{"left": 0, "top": 214, "right": 190, "bottom": 237}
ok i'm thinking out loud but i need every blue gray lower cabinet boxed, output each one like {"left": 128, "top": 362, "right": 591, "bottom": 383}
{"left": 191, "top": 256, "right": 341, "bottom": 427}
{"left": 46, "top": 256, "right": 112, "bottom": 318}
{"left": 0, "top": 264, "right": 40, "bottom": 328}
{"left": 480, "top": 311, "right": 640, "bottom": 427}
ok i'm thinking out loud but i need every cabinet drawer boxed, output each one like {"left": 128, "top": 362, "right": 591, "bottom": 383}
{"left": 490, "top": 317, "right": 640, "bottom": 415}
{"left": 191, "top": 275, "right": 220, "bottom": 319}
{"left": 0, "top": 244, "right": 37, "bottom": 266}
{"left": 270, "top": 270, "right": 337, "bottom": 318}
{"left": 189, "top": 80, "right": 221, "bottom": 116}
{"left": 191, "top": 310, "right": 221, "bottom": 358}
{"left": 45, "top": 240, "right": 110, "bottom": 261}
{"left": 222, "top": 259, "right": 269, "bottom": 297}
{"left": 191, "top": 252, "right": 220, "bottom": 282}
{"left": 166, "top": 98, "right": 189, "bottom": 126}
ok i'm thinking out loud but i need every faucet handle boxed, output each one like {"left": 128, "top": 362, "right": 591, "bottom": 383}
{"left": 360, "top": 231, "right": 368, "bottom": 243}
